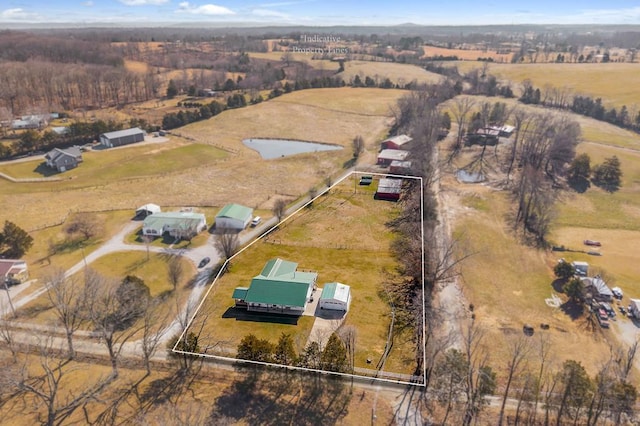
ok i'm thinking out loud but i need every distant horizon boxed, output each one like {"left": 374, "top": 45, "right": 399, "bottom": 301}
{"left": 1, "top": 1, "right": 640, "bottom": 27}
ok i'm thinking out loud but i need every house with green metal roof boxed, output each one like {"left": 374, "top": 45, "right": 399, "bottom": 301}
{"left": 142, "top": 211, "right": 207, "bottom": 239}
{"left": 215, "top": 203, "right": 254, "bottom": 230}
{"left": 232, "top": 258, "right": 318, "bottom": 315}
{"left": 319, "top": 282, "right": 351, "bottom": 311}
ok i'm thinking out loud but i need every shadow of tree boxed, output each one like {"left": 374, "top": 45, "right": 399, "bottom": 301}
{"left": 221, "top": 307, "right": 300, "bottom": 325}
{"left": 551, "top": 278, "right": 566, "bottom": 293}
{"left": 592, "top": 180, "right": 620, "bottom": 193}
{"left": 568, "top": 177, "right": 590, "bottom": 193}
{"left": 210, "top": 368, "right": 352, "bottom": 426}
{"left": 560, "top": 299, "right": 584, "bottom": 320}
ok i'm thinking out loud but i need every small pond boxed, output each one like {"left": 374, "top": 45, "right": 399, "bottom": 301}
{"left": 456, "top": 169, "right": 485, "bottom": 183}
{"left": 243, "top": 138, "right": 343, "bottom": 159}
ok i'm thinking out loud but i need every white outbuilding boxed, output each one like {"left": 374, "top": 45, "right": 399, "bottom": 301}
{"left": 215, "top": 203, "right": 253, "bottom": 231}
{"left": 136, "top": 203, "right": 161, "bottom": 218}
{"left": 319, "top": 282, "right": 351, "bottom": 311}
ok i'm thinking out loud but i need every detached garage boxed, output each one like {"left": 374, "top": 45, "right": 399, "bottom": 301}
{"left": 319, "top": 282, "right": 351, "bottom": 311}
{"left": 100, "top": 127, "right": 145, "bottom": 148}
{"left": 215, "top": 203, "right": 253, "bottom": 230}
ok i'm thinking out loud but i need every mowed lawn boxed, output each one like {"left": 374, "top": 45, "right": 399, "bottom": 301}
{"left": 453, "top": 61, "right": 640, "bottom": 108}
{"left": 16, "top": 250, "right": 194, "bottom": 328}
{"left": 194, "top": 183, "right": 418, "bottom": 374}
{"left": 0, "top": 140, "right": 227, "bottom": 185}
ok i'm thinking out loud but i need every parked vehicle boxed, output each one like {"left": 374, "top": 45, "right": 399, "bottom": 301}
{"left": 359, "top": 175, "right": 373, "bottom": 185}
{"left": 198, "top": 257, "right": 210, "bottom": 268}
{"left": 584, "top": 239, "right": 602, "bottom": 247}
{"left": 250, "top": 216, "right": 261, "bottom": 227}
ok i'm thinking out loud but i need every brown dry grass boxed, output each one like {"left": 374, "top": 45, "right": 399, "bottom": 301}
{"left": 423, "top": 45, "right": 513, "bottom": 62}
{"left": 124, "top": 59, "right": 149, "bottom": 73}
{"left": 339, "top": 60, "right": 443, "bottom": 85}
{"left": 195, "top": 178, "right": 417, "bottom": 374}
{"left": 454, "top": 62, "right": 640, "bottom": 108}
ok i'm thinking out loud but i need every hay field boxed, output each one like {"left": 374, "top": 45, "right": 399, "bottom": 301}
{"left": 247, "top": 51, "right": 339, "bottom": 71}
{"left": 338, "top": 60, "right": 443, "bottom": 85}
{"left": 450, "top": 185, "right": 614, "bottom": 377}
{"left": 194, "top": 179, "right": 417, "bottom": 374}
{"left": 454, "top": 62, "right": 640, "bottom": 108}
{"left": 0, "top": 88, "right": 401, "bottom": 233}
{"left": 423, "top": 45, "right": 513, "bottom": 62}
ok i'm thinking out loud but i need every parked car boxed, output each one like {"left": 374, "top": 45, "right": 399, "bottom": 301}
{"left": 359, "top": 175, "right": 373, "bottom": 185}
{"left": 612, "top": 287, "right": 623, "bottom": 299}
{"left": 619, "top": 306, "right": 627, "bottom": 315}
{"left": 250, "top": 216, "right": 261, "bottom": 227}
{"left": 598, "top": 309, "right": 609, "bottom": 321}
{"left": 584, "top": 239, "right": 602, "bottom": 247}
{"left": 198, "top": 257, "right": 210, "bottom": 268}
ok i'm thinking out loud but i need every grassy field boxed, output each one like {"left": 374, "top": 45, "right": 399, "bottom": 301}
{"left": 194, "top": 179, "right": 417, "bottom": 374}
{"left": 453, "top": 62, "right": 640, "bottom": 108}
{"left": 0, "top": 140, "right": 227, "bottom": 184}
{"left": 338, "top": 60, "right": 443, "bottom": 85}
{"left": 23, "top": 210, "right": 134, "bottom": 280}
{"left": 423, "top": 45, "right": 513, "bottom": 62}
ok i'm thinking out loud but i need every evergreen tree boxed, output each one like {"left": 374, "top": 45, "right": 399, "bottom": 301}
{"left": 321, "top": 333, "right": 348, "bottom": 373}
{"left": 592, "top": 156, "right": 623, "bottom": 191}
{"left": 166, "top": 79, "right": 178, "bottom": 98}
{"left": 298, "top": 341, "right": 321, "bottom": 369}
{"left": 554, "top": 261, "right": 575, "bottom": 280}
{"left": 274, "top": 333, "right": 297, "bottom": 365}
{"left": 0, "top": 221, "right": 33, "bottom": 258}
{"left": 563, "top": 277, "right": 584, "bottom": 303}
{"left": 237, "top": 334, "right": 274, "bottom": 362}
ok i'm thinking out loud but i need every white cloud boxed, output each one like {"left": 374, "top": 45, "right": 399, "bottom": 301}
{"left": 177, "top": 2, "right": 235, "bottom": 15}
{"left": 119, "top": 0, "right": 169, "bottom": 5}
{"left": 259, "top": 0, "right": 315, "bottom": 7}
{"left": 251, "top": 8, "right": 290, "bottom": 19}
{"left": 82, "top": 1, "right": 94, "bottom": 6}
{"left": 0, "top": 8, "right": 40, "bottom": 21}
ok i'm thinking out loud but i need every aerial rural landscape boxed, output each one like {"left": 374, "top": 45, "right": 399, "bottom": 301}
{"left": 1, "top": 1, "right": 640, "bottom": 424}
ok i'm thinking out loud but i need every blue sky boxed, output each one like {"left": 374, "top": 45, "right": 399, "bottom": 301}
{"left": 1, "top": 0, "right": 640, "bottom": 25}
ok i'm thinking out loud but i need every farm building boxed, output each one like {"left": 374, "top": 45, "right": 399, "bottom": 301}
{"left": 581, "top": 276, "right": 614, "bottom": 302}
{"left": 381, "top": 134, "right": 413, "bottom": 150}
{"left": 11, "top": 114, "right": 49, "bottom": 130}
{"left": 142, "top": 211, "right": 207, "bottom": 239}
{"left": 215, "top": 204, "right": 253, "bottom": 231}
{"left": 232, "top": 258, "right": 318, "bottom": 316}
{"left": 99, "top": 127, "right": 145, "bottom": 148}
{"left": 629, "top": 299, "right": 640, "bottom": 319}
{"left": 44, "top": 147, "right": 83, "bottom": 172}
{"left": 465, "top": 128, "right": 500, "bottom": 146}
{"left": 0, "top": 259, "right": 28, "bottom": 285}
{"left": 389, "top": 160, "right": 413, "bottom": 174}
{"left": 319, "top": 282, "right": 351, "bottom": 311}
{"left": 571, "top": 261, "right": 589, "bottom": 276}
{"left": 377, "top": 149, "right": 410, "bottom": 166}
{"left": 375, "top": 178, "right": 403, "bottom": 201}
{"left": 135, "top": 203, "right": 161, "bottom": 218}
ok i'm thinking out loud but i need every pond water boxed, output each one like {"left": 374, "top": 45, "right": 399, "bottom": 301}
{"left": 243, "top": 138, "right": 343, "bottom": 159}
{"left": 456, "top": 169, "right": 485, "bottom": 183}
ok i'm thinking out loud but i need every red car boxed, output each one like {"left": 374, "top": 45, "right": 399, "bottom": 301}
{"left": 584, "top": 239, "right": 602, "bottom": 247}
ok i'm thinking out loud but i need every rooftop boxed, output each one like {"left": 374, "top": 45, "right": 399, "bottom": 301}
{"left": 216, "top": 203, "right": 253, "bottom": 221}
{"left": 0, "top": 259, "right": 26, "bottom": 277}
{"left": 101, "top": 127, "right": 145, "bottom": 139}
{"left": 378, "top": 149, "right": 410, "bottom": 161}
{"left": 320, "top": 282, "right": 350, "bottom": 303}
{"left": 383, "top": 134, "right": 413, "bottom": 146}
{"left": 143, "top": 211, "right": 205, "bottom": 230}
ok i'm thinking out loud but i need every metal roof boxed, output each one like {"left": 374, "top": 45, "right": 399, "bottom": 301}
{"left": 237, "top": 258, "right": 317, "bottom": 307}
{"left": 143, "top": 211, "right": 205, "bottom": 230}
{"left": 383, "top": 134, "right": 412, "bottom": 146}
{"left": 216, "top": 203, "right": 253, "bottom": 222}
{"left": 232, "top": 287, "right": 249, "bottom": 299}
{"left": 320, "top": 282, "right": 350, "bottom": 303}
{"left": 101, "top": 127, "right": 144, "bottom": 140}
{"left": 377, "top": 149, "right": 410, "bottom": 161}
{"left": 377, "top": 178, "right": 403, "bottom": 194}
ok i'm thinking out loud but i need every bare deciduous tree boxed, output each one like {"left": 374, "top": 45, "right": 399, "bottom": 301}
{"left": 45, "top": 268, "right": 93, "bottom": 360}
{"left": 351, "top": 135, "right": 364, "bottom": 159}
{"left": 272, "top": 199, "right": 287, "bottom": 223}
{"left": 498, "top": 335, "right": 531, "bottom": 426}
{"left": 213, "top": 228, "right": 239, "bottom": 260}
{"left": 166, "top": 255, "right": 184, "bottom": 291}
{"left": 63, "top": 212, "right": 102, "bottom": 241}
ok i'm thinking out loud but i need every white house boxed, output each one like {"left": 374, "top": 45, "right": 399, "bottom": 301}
{"left": 215, "top": 203, "right": 253, "bottom": 231}
{"left": 142, "top": 211, "right": 207, "bottom": 239}
{"left": 319, "top": 282, "right": 351, "bottom": 311}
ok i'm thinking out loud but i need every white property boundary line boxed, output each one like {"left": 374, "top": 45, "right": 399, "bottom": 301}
{"left": 173, "top": 170, "right": 426, "bottom": 388}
